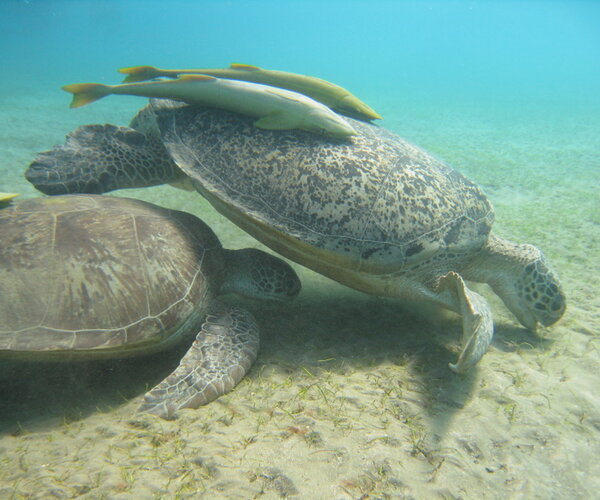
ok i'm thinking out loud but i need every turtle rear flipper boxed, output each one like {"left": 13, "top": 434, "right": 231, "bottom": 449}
{"left": 26, "top": 124, "right": 181, "bottom": 195}
{"left": 138, "top": 304, "right": 259, "bottom": 419}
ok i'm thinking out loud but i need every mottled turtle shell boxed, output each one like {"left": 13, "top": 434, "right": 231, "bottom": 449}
{"left": 148, "top": 101, "right": 494, "bottom": 276}
{"left": 0, "top": 195, "right": 222, "bottom": 357}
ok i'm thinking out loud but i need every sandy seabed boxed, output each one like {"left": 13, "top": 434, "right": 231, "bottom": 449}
{"left": 0, "top": 86, "right": 598, "bottom": 499}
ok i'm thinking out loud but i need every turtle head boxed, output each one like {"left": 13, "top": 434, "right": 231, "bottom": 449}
{"left": 478, "top": 236, "right": 566, "bottom": 330}
{"left": 221, "top": 248, "right": 301, "bottom": 302}
{"left": 512, "top": 247, "right": 566, "bottom": 329}
{"left": 25, "top": 123, "right": 180, "bottom": 195}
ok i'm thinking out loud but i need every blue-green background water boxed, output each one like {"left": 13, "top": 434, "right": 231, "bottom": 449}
{"left": 1, "top": 1, "right": 599, "bottom": 498}
{"left": 3, "top": 1, "right": 600, "bottom": 102}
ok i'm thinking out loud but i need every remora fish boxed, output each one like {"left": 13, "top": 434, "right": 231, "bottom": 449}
{"left": 0, "top": 193, "right": 19, "bottom": 203}
{"left": 119, "top": 63, "right": 382, "bottom": 121}
{"left": 61, "top": 75, "right": 357, "bottom": 138}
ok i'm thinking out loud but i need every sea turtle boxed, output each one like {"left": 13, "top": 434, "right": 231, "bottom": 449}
{"left": 0, "top": 194, "right": 300, "bottom": 418}
{"left": 26, "top": 100, "right": 566, "bottom": 372}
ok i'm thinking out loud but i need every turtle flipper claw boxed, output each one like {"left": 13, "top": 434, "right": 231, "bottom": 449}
{"left": 437, "top": 272, "right": 494, "bottom": 373}
{"left": 138, "top": 304, "right": 259, "bottom": 419}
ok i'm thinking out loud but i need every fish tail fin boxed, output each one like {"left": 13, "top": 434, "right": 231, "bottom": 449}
{"left": 118, "top": 65, "right": 160, "bottom": 83}
{"left": 0, "top": 192, "right": 19, "bottom": 203}
{"left": 61, "top": 83, "right": 111, "bottom": 108}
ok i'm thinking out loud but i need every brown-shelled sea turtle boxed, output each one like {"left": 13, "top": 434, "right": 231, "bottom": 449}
{"left": 0, "top": 194, "right": 300, "bottom": 418}
{"left": 26, "top": 100, "right": 566, "bottom": 372}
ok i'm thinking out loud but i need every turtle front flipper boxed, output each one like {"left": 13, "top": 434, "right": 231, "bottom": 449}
{"left": 437, "top": 272, "right": 494, "bottom": 373}
{"left": 26, "top": 123, "right": 182, "bottom": 195}
{"left": 138, "top": 304, "right": 259, "bottom": 419}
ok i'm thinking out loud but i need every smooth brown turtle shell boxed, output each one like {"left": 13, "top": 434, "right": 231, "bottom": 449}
{"left": 0, "top": 194, "right": 223, "bottom": 358}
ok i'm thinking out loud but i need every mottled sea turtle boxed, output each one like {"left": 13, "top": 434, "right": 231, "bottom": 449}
{"left": 26, "top": 100, "right": 566, "bottom": 372}
{"left": 0, "top": 194, "right": 300, "bottom": 418}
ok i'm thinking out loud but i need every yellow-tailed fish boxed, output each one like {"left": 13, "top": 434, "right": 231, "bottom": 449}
{"left": 61, "top": 75, "right": 356, "bottom": 139}
{"left": 0, "top": 193, "right": 19, "bottom": 203}
{"left": 118, "top": 63, "right": 382, "bottom": 121}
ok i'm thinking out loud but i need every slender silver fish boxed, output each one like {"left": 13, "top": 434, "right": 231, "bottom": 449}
{"left": 0, "top": 193, "right": 19, "bottom": 203}
{"left": 119, "top": 63, "right": 382, "bottom": 121}
{"left": 62, "top": 75, "right": 356, "bottom": 138}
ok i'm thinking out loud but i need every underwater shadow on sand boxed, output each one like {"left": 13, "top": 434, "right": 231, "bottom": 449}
{"left": 0, "top": 284, "right": 552, "bottom": 438}
{"left": 0, "top": 345, "right": 187, "bottom": 435}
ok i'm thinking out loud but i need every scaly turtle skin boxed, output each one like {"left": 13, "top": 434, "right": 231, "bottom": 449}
{"left": 0, "top": 194, "right": 300, "bottom": 418}
{"left": 26, "top": 101, "right": 566, "bottom": 372}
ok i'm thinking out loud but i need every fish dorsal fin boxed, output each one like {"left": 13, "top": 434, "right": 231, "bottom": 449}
{"left": 265, "top": 87, "right": 306, "bottom": 105}
{"left": 178, "top": 74, "right": 217, "bottom": 82}
{"left": 230, "top": 63, "right": 261, "bottom": 71}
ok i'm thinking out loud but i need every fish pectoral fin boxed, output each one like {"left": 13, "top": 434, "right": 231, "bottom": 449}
{"left": 229, "top": 63, "right": 261, "bottom": 71}
{"left": 254, "top": 111, "right": 296, "bottom": 130}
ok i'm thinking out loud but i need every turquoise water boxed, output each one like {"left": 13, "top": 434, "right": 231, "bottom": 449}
{"left": 1, "top": 1, "right": 599, "bottom": 498}
{"left": 3, "top": 1, "right": 600, "bottom": 101}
